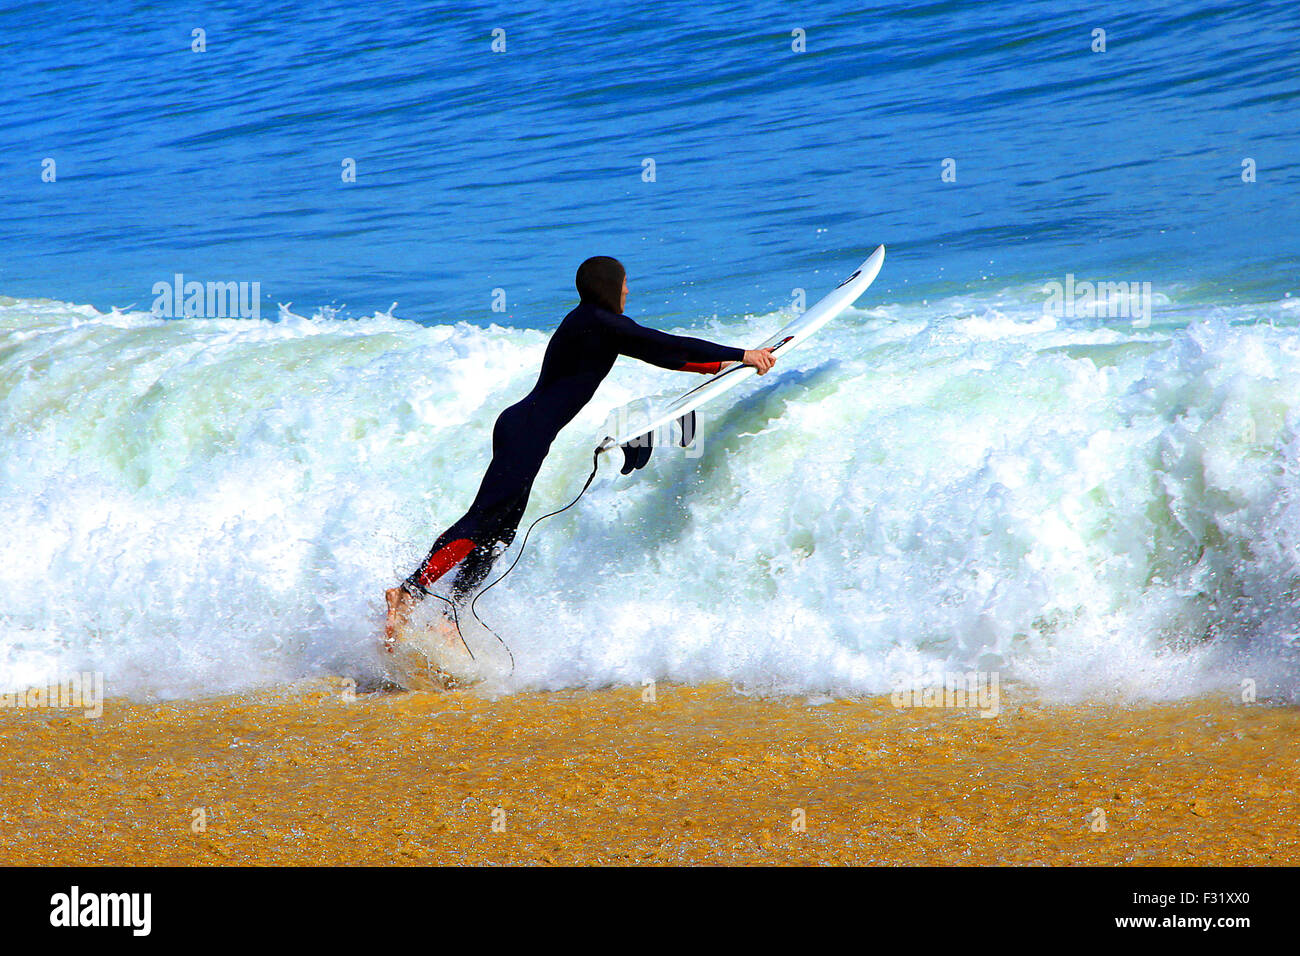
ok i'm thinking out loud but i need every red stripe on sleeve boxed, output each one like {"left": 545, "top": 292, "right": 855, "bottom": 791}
{"left": 678, "top": 360, "right": 722, "bottom": 375}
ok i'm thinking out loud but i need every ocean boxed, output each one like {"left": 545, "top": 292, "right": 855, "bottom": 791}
{"left": 1, "top": 0, "right": 1298, "bottom": 702}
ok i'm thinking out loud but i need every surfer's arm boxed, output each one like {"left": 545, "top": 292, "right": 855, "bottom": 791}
{"left": 607, "top": 314, "right": 744, "bottom": 373}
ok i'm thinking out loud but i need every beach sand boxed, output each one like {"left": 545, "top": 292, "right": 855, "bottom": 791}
{"left": 1, "top": 680, "right": 1295, "bottom": 866}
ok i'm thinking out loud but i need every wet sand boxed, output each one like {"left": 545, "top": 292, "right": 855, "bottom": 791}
{"left": 1, "top": 681, "right": 1296, "bottom": 865}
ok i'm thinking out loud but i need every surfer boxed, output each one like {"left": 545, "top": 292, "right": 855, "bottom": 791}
{"left": 384, "top": 256, "right": 776, "bottom": 644}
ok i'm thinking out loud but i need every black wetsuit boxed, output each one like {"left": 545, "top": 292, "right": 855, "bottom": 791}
{"left": 403, "top": 301, "right": 744, "bottom": 602}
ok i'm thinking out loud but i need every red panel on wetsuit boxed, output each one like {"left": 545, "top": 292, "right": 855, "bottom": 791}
{"left": 679, "top": 360, "right": 722, "bottom": 374}
{"left": 415, "top": 538, "right": 476, "bottom": 590}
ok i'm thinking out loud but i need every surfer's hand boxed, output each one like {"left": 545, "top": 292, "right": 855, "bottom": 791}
{"left": 743, "top": 348, "right": 776, "bottom": 375}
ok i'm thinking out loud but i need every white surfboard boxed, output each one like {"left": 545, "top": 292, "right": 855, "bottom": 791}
{"left": 599, "top": 245, "right": 885, "bottom": 470}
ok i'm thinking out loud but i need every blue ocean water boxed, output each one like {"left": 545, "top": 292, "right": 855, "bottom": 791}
{"left": 2, "top": 0, "right": 1297, "bottom": 321}
{"left": 2, "top": 1, "right": 1300, "bottom": 701}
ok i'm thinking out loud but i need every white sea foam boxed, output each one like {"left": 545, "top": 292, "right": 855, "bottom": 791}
{"left": 2, "top": 292, "right": 1298, "bottom": 702}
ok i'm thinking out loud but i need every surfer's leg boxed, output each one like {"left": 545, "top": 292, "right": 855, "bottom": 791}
{"left": 401, "top": 519, "right": 480, "bottom": 599}
{"left": 385, "top": 506, "right": 484, "bottom": 647}
{"left": 397, "top": 459, "right": 535, "bottom": 602}
{"left": 384, "top": 584, "right": 420, "bottom": 647}
{"left": 447, "top": 488, "right": 531, "bottom": 604}
{"left": 385, "top": 516, "right": 478, "bottom": 648}
{"left": 388, "top": 400, "right": 542, "bottom": 643}
{"left": 388, "top": 484, "right": 527, "bottom": 643}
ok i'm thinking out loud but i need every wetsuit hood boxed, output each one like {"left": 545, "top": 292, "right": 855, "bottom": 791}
{"left": 576, "top": 256, "right": 625, "bottom": 313}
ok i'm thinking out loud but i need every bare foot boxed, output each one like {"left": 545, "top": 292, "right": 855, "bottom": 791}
{"left": 384, "top": 586, "right": 418, "bottom": 652}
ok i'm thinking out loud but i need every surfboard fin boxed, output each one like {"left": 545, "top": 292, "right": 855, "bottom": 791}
{"left": 620, "top": 432, "right": 653, "bottom": 474}
{"left": 677, "top": 410, "right": 696, "bottom": 447}
{"left": 618, "top": 411, "right": 696, "bottom": 475}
